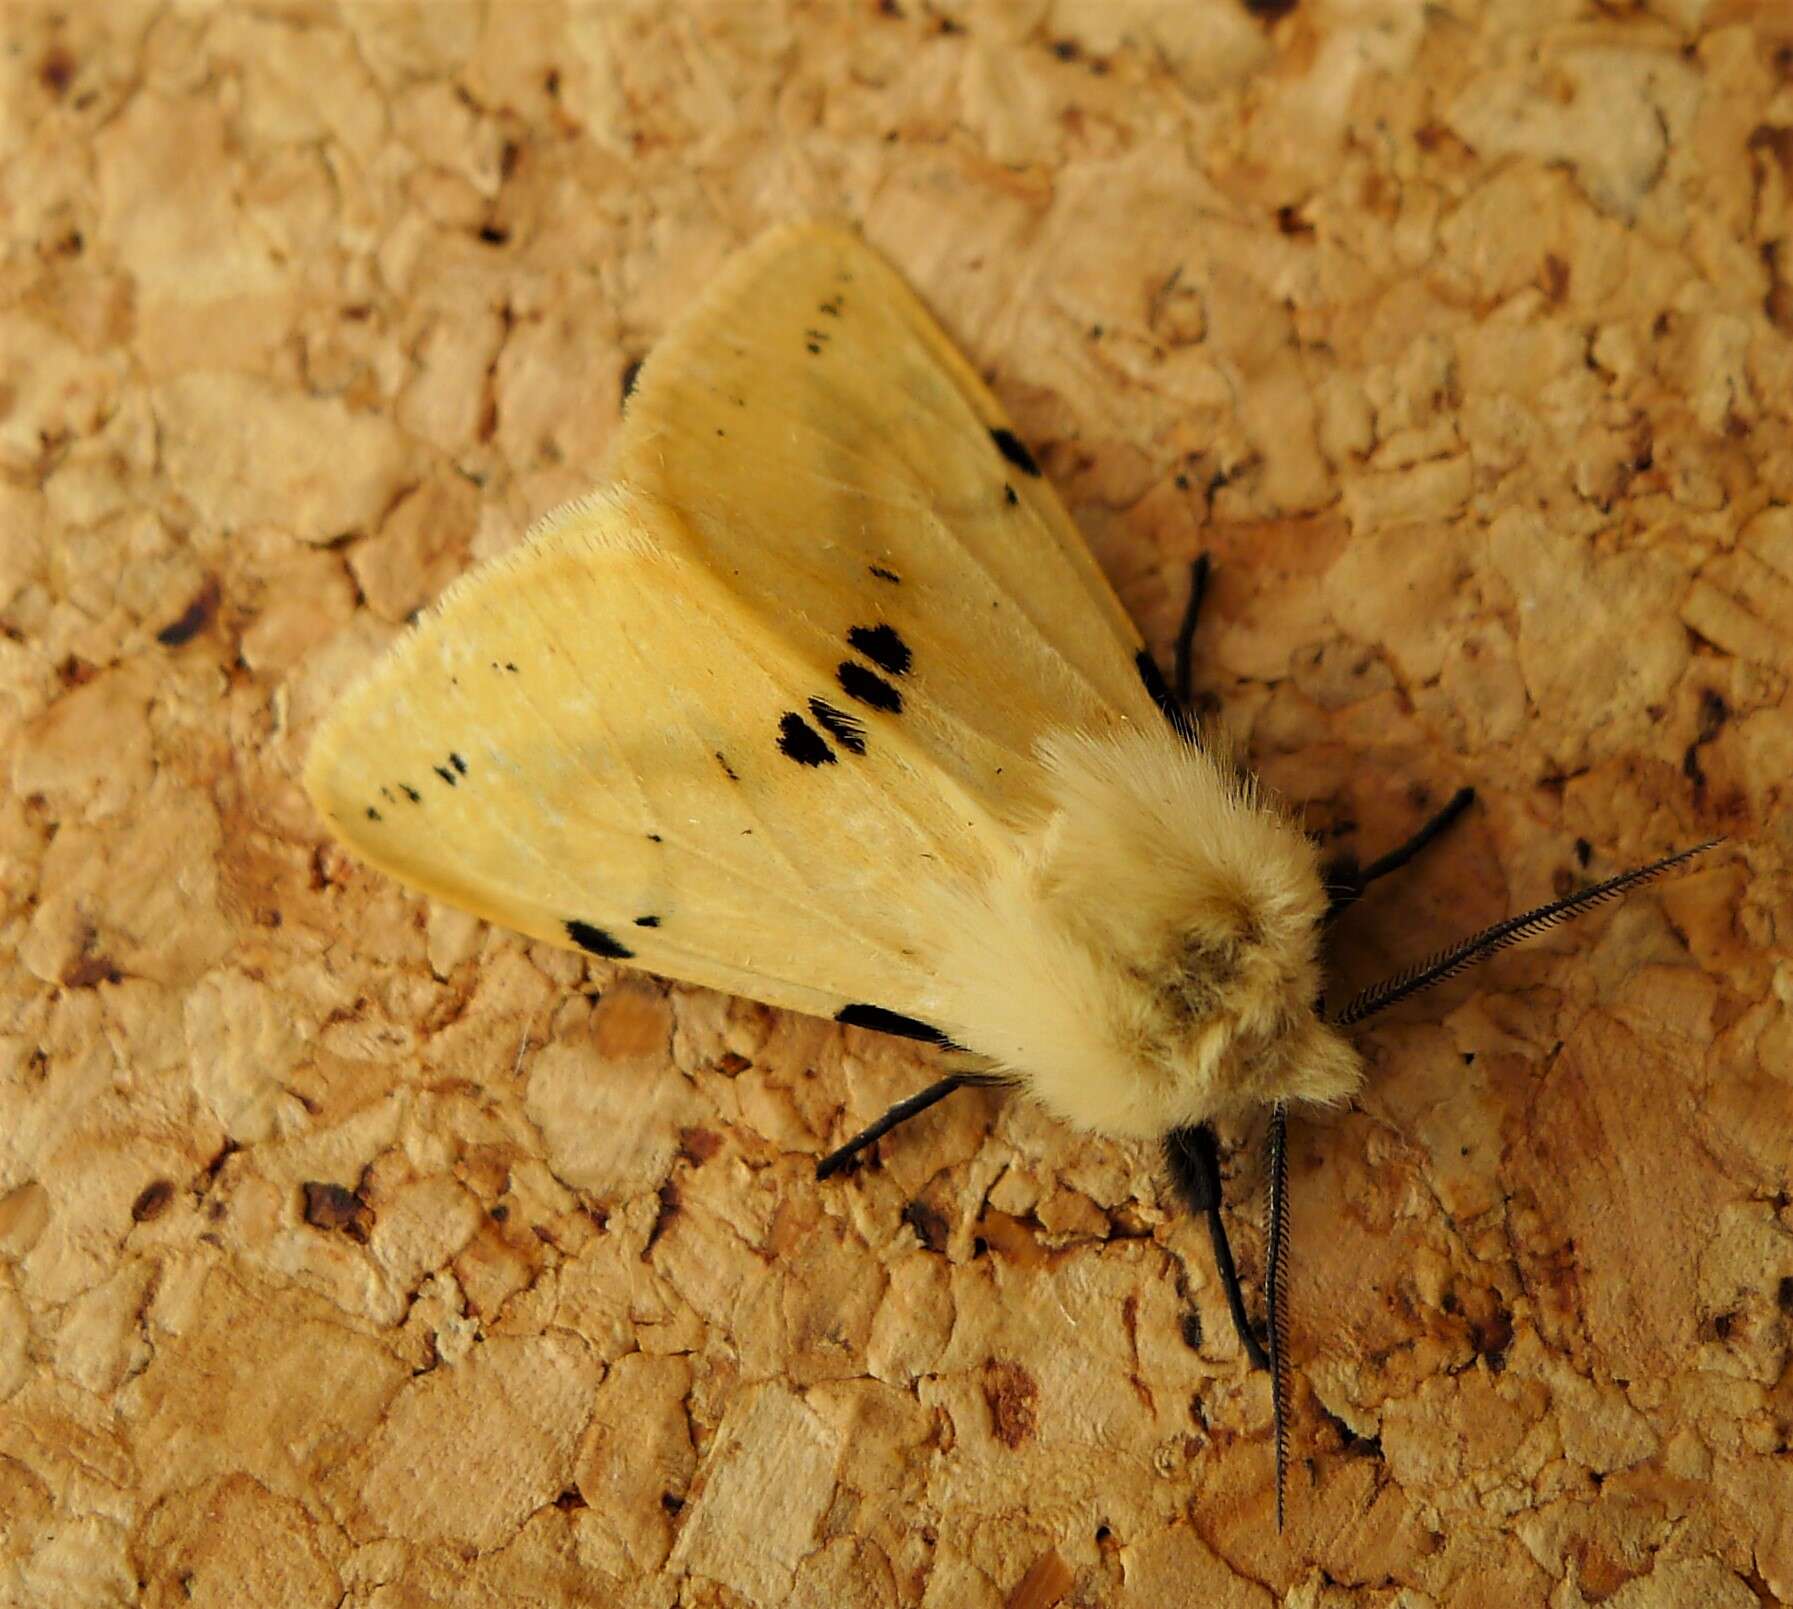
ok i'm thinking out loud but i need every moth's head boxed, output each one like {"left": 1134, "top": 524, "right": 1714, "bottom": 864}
{"left": 1069, "top": 810, "right": 1363, "bottom": 1137}
{"left": 930, "top": 728, "right": 1361, "bottom": 1139}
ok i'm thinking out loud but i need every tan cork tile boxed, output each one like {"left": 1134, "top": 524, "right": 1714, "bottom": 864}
{"left": 2, "top": 2, "right": 1791, "bottom": 1606}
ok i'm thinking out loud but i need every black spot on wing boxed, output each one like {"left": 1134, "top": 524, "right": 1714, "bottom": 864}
{"left": 400, "top": 784, "right": 422, "bottom": 803}
{"left": 777, "top": 712, "right": 838, "bottom": 767}
{"left": 1135, "top": 650, "right": 1194, "bottom": 742}
{"left": 620, "top": 358, "right": 642, "bottom": 405}
{"left": 836, "top": 1003, "right": 952, "bottom": 1046}
{"left": 433, "top": 764, "right": 457, "bottom": 786}
{"left": 716, "top": 752, "right": 741, "bottom": 782}
{"left": 634, "top": 915, "right": 660, "bottom": 928}
{"left": 808, "top": 697, "right": 866, "bottom": 755}
{"left": 990, "top": 426, "right": 1041, "bottom": 477}
{"left": 365, "top": 807, "right": 382, "bottom": 821}
{"left": 565, "top": 920, "right": 635, "bottom": 960}
{"left": 838, "top": 661, "right": 902, "bottom": 714}
{"left": 647, "top": 832, "right": 664, "bottom": 843}
{"left": 868, "top": 565, "right": 901, "bottom": 584}
{"left": 819, "top": 295, "right": 843, "bottom": 316}
{"left": 846, "top": 623, "right": 911, "bottom": 676}
{"left": 1004, "top": 484, "right": 1019, "bottom": 506}
{"left": 450, "top": 752, "right": 467, "bottom": 774}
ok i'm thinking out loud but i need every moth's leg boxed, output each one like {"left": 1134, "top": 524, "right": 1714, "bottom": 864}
{"left": 1171, "top": 553, "right": 1213, "bottom": 710}
{"left": 1325, "top": 785, "right": 1476, "bottom": 921}
{"left": 815, "top": 1073, "right": 994, "bottom": 1180}
{"left": 1164, "top": 1124, "right": 1271, "bottom": 1370}
{"left": 1137, "top": 556, "right": 1210, "bottom": 741}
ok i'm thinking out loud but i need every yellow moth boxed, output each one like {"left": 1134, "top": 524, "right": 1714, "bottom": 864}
{"left": 305, "top": 223, "right": 1712, "bottom": 1525}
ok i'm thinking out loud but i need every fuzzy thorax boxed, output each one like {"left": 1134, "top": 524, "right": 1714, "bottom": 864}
{"left": 928, "top": 728, "right": 1360, "bottom": 1139}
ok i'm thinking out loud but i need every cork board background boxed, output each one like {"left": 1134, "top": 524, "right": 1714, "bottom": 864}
{"left": 4, "top": 2, "right": 1793, "bottom": 1605}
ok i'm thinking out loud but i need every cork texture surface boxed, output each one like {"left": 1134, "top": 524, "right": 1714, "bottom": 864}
{"left": 3, "top": 2, "right": 1792, "bottom": 1605}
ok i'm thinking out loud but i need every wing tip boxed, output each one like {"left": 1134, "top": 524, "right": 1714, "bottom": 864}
{"left": 302, "top": 483, "right": 671, "bottom": 822}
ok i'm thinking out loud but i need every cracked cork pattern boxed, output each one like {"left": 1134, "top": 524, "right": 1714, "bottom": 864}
{"left": 1, "top": 2, "right": 1791, "bottom": 1606}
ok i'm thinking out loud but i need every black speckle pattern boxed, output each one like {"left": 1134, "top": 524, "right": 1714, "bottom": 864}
{"left": 777, "top": 712, "right": 838, "bottom": 767}
{"left": 433, "top": 764, "right": 457, "bottom": 786}
{"left": 838, "top": 661, "right": 902, "bottom": 714}
{"left": 836, "top": 1003, "right": 952, "bottom": 1045}
{"left": 716, "top": 752, "right": 741, "bottom": 782}
{"left": 846, "top": 623, "right": 911, "bottom": 676}
{"left": 868, "top": 565, "right": 901, "bottom": 584}
{"left": 400, "top": 784, "right": 422, "bottom": 803}
{"left": 565, "top": 920, "right": 635, "bottom": 960}
{"left": 634, "top": 915, "right": 661, "bottom": 928}
{"left": 990, "top": 426, "right": 1041, "bottom": 477}
{"left": 808, "top": 698, "right": 866, "bottom": 755}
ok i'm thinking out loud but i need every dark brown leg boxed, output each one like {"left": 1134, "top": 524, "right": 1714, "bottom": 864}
{"left": 1172, "top": 553, "right": 1212, "bottom": 711}
{"left": 816, "top": 1073, "right": 997, "bottom": 1179}
{"left": 1326, "top": 786, "right": 1476, "bottom": 920}
{"left": 1164, "top": 1124, "right": 1270, "bottom": 1369}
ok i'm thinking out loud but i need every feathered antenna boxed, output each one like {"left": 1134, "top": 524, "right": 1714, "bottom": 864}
{"left": 1265, "top": 1099, "right": 1293, "bottom": 1534}
{"left": 1330, "top": 840, "right": 1720, "bottom": 1028}
{"left": 1255, "top": 838, "right": 1716, "bottom": 1527}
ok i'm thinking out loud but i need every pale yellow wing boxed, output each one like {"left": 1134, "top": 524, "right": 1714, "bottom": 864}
{"left": 307, "top": 490, "right": 947, "bottom": 1026}
{"left": 613, "top": 222, "right": 1165, "bottom": 818}
{"left": 305, "top": 223, "right": 1170, "bottom": 1040}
